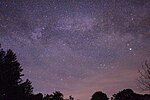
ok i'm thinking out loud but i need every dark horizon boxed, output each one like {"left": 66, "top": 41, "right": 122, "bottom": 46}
{"left": 0, "top": 0, "right": 150, "bottom": 100}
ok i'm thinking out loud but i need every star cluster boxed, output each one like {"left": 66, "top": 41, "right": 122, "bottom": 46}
{"left": 0, "top": 0, "right": 150, "bottom": 99}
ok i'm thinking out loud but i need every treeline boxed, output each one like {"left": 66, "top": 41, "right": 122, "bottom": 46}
{"left": 0, "top": 48, "right": 149, "bottom": 100}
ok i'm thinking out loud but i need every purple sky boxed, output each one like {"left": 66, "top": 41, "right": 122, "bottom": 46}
{"left": 0, "top": 0, "right": 150, "bottom": 99}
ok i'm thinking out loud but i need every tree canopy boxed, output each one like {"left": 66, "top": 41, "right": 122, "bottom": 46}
{"left": 0, "top": 48, "right": 33, "bottom": 100}
{"left": 91, "top": 91, "right": 109, "bottom": 100}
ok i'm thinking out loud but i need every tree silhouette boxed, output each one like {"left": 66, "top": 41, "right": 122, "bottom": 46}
{"left": 91, "top": 91, "right": 109, "bottom": 100}
{"left": 69, "top": 96, "right": 74, "bottom": 100}
{"left": 19, "top": 79, "right": 33, "bottom": 97}
{"left": 112, "top": 89, "right": 134, "bottom": 100}
{"left": 138, "top": 61, "right": 150, "bottom": 92}
{"left": 31, "top": 93, "right": 43, "bottom": 100}
{"left": 44, "top": 91, "right": 64, "bottom": 100}
{"left": 0, "top": 48, "right": 33, "bottom": 100}
{"left": 112, "top": 89, "right": 150, "bottom": 100}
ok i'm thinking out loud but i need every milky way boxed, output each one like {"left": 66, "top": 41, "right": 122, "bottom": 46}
{"left": 0, "top": 0, "right": 150, "bottom": 99}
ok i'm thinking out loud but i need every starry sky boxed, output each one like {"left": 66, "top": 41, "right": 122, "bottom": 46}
{"left": 0, "top": 0, "right": 150, "bottom": 100}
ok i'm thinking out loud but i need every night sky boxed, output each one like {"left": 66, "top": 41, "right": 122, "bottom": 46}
{"left": 0, "top": 0, "right": 150, "bottom": 99}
